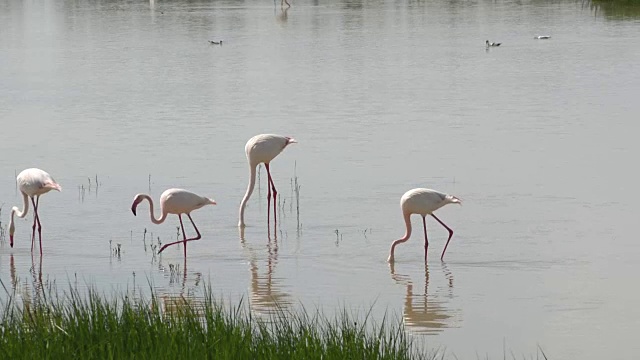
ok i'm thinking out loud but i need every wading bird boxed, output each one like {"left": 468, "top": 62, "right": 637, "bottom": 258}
{"left": 387, "top": 188, "right": 461, "bottom": 263}
{"left": 238, "top": 134, "right": 297, "bottom": 228}
{"left": 131, "top": 188, "right": 216, "bottom": 257}
{"left": 8, "top": 168, "right": 62, "bottom": 255}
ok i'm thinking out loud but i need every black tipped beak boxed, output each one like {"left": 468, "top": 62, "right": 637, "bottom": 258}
{"left": 131, "top": 207, "right": 137, "bottom": 216}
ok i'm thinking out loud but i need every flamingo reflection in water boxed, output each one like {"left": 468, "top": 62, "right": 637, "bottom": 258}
{"left": 151, "top": 261, "right": 205, "bottom": 317}
{"left": 7, "top": 254, "right": 45, "bottom": 317}
{"left": 240, "top": 227, "right": 292, "bottom": 316}
{"left": 389, "top": 261, "right": 458, "bottom": 334}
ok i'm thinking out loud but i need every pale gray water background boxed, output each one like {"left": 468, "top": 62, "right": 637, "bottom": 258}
{"left": 1, "top": 0, "right": 640, "bottom": 358}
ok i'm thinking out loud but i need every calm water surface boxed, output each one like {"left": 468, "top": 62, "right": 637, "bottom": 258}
{"left": 1, "top": 0, "right": 639, "bottom": 358}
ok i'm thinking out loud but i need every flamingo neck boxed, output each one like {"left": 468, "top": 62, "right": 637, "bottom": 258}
{"left": 388, "top": 211, "right": 412, "bottom": 262}
{"left": 8, "top": 192, "right": 29, "bottom": 240}
{"left": 238, "top": 164, "right": 257, "bottom": 227}
{"left": 11, "top": 192, "right": 30, "bottom": 220}
{"left": 140, "top": 194, "right": 167, "bottom": 224}
{"left": 399, "top": 211, "right": 413, "bottom": 241}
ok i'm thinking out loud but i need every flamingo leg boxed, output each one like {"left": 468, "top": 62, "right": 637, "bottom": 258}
{"left": 158, "top": 214, "right": 203, "bottom": 255}
{"left": 266, "top": 164, "right": 272, "bottom": 226}
{"left": 422, "top": 215, "right": 428, "bottom": 262}
{"left": 179, "top": 214, "right": 187, "bottom": 257}
{"left": 431, "top": 214, "right": 454, "bottom": 261}
{"left": 30, "top": 197, "right": 36, "bottom": 251}
{"left": 30, "top": 197, "right": 40, "bottom": 252}
{"left": 265, "top": 163, "right": 278, "bottom": 226}
{"left": 35, "top": 196, "right": 43, "bottom": 256}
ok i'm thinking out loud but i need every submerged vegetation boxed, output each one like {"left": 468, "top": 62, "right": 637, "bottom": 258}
{"left": 0, "top": 284, "right": 430, "bottom": 360}
{"left": 587, "top": 0, "right": 640, "bottom": 18}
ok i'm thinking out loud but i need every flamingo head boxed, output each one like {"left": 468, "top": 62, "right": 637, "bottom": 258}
{"left": 284, "top": 137, "right": 297, "bottom": 145}
{"left": 446, "top": 195, "right": 462, "bottom": 205}
{"left": 45, "top": 182, "right": 62, "bottom": 192}
{"left": 206, "top": 198, "right": 217, "bottom": 206}
{"left": 131, "top": 195, "right": 144, "bottom": 216}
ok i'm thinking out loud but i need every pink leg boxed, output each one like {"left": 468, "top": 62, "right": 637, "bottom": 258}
{"left": 422, "top": 215, "right": 428, "bottom": 262}
{"left": 266, "top": 164, "right": 272, "bottom": 226}
{"left": 35, "top": 196, "right": 43, "bottom": 256}
{"left": 158, "top": 214, "right": 202, "bottom": 255}
{"left": 30, "top": 197, "right": 38, "bottom": 252}
{"left": 265, "top": 163, "right": 278, "bottom": 226}
{"left": 431, "top": 214, "right": 454, "bottom": 261}
{"left": 179, "top": 214, "right": 187, "bottom": 257}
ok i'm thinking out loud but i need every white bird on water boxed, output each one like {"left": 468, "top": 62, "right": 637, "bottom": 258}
{"left": 131, "top": 188, "right": 216, "bottom": 257}
{"left": 238, "top": 134, "right": 297, "bottom": 228}
{"left": 387, "top": 188, "right": 461, "bottom": 263}
{"left": 8, "top": 168, "right": 62, "bottom": 254}
{"left": 486, "top": 40, "right": 501, "bottom": 47}
{"left": 534, "top": 35, "right": 551, "bottom": 39}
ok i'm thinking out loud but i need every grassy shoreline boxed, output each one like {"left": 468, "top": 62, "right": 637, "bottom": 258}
{"left": 0, "top": 284, "right": 431, "bottom": 360}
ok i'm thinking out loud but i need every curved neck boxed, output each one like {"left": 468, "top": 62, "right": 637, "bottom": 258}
{"left": 388, "top": 211, "right": 412, "bottom": 262}
{"left": 238, "top": 165, "right": 257, "bottom": 226}
{"left": 399, "top": 211, "right": 412, "bottom": 241}
{"left": 140, "top": 194, "right": 167, "bottom": 224}
{"left": 9, "top": 192, "right": 30, "bottom": 225}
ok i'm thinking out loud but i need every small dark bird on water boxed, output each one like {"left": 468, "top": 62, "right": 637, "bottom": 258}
{"left": 486, "top": 40, "right": 501, "bottom": 47}
{"left": 209, "top": 40, "right": 223, "bottom": 45}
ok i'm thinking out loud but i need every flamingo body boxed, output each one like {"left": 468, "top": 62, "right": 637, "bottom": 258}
{"left": 244, "top": 134, "right": 295, "bottom": 167}
{"left": 131, "top": 188, "right": 216, "bottom": 256}
{"left": 387, "top": 188, "right": 461, "bottom": 263}
{"left": 400, "top": 188, "right": 455, "bottom": 216}
{"left": 238, "top": 134, "right": 297, "bottom": 228}
{"left": 8, "top": 168, "right": 62, "bottom": 252}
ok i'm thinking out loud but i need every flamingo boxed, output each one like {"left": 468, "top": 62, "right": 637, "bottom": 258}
{"left": 387, "top": 188, "right": 461, "bottom": 263}
{"left": 238, "top": 134, "right": 297, "bottom": 228}
{"left": 130, "top": 188, "right": 216, "bottom": 257}
{"left": 8, "top": 168, "right": 62, "bottom": 255}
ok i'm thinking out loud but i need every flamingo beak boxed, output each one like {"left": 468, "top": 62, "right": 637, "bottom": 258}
{"left": 131, "top": 203, "right": 138, "bottom": 216}
{"left": 10, "top": 235, "right": 13, "bottom": 248}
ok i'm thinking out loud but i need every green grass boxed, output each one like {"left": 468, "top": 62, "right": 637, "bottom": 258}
{"left": 0, "top": 284, "right": 432, "bottom": 360}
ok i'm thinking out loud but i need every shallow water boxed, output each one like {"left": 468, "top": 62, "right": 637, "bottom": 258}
{"left": 1, "top": 0, "right": 640, "bottom": 358}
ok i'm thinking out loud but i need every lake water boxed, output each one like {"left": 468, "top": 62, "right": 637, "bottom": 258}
{"left": 1, "top": 0, "right": 639, "bottom": 358}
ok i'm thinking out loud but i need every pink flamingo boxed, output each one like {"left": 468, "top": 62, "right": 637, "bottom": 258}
{"left": 131, "top": 188, "right": 216, "bottom": 257}
{"left": 8, "top": 168, "right": 62, "bottom": 255}
{"left": 387, "top": 188, "right": 461, "bottom": 263}
{"left": 238, "top": 134, "right": 297, "bottom": 228}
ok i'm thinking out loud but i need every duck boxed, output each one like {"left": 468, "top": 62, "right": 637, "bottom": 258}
{"left": 534, "top": 35, "right": 551, "bottom": 39}
{"left": 209, "top": 40, "right": 223, "bottom": 45}
{"left": 485, "top": 40, "right": 501, "bottom": 47}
